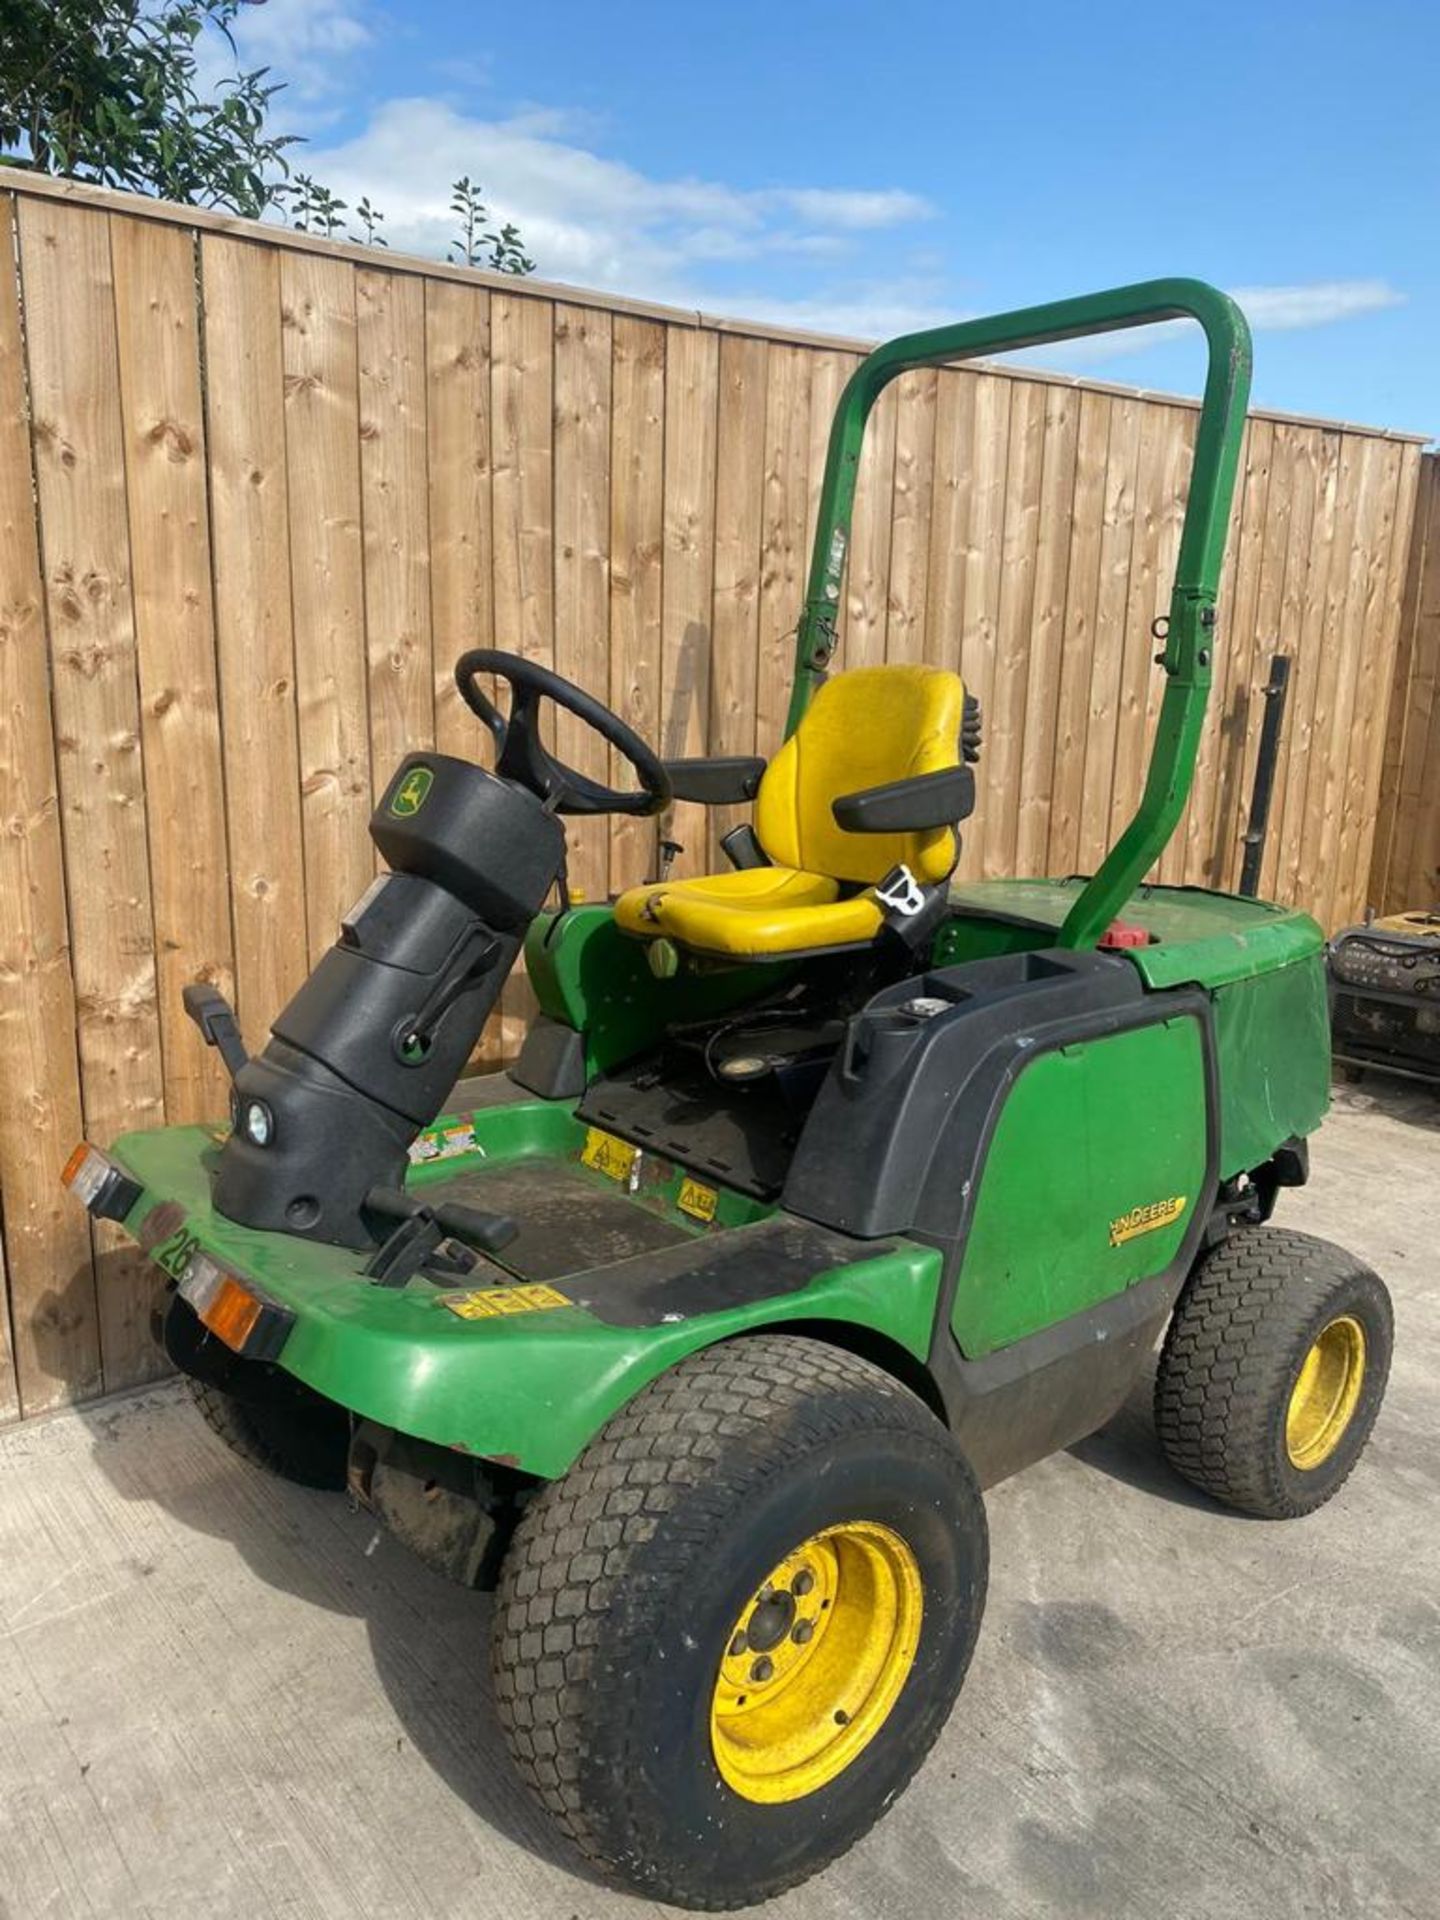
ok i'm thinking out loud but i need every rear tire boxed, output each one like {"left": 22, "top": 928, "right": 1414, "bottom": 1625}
{"left": 1155, "top": 1226, "right": 1392, "bottom": 1519}
{"left": 491, "top": 1335, "right": 987, "bottom": 1910}
{"left": 185, "top": 1374, "right": 349, "bottom": 1491}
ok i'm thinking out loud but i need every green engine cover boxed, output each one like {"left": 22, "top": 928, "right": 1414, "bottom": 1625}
{"left": 950, "top": 1014, "right": 1209, "bottom": 1356}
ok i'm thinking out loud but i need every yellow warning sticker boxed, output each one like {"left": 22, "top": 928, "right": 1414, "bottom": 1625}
{"left": 1109, "top": 1195, "right": 1187, "bottom": 1247}
{"left": 441, "top": 1283, "right": 573, "bottom": 1321}
{"left": 677, "top": 1176, "right": 718, "bottom": 1223}
{"left": 581, "top": 1127, "right": 638, "bottom": 1183}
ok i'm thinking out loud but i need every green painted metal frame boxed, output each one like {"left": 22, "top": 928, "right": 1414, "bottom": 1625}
{"left": 788, "top": 278, "right": 1252, "bottom": 949}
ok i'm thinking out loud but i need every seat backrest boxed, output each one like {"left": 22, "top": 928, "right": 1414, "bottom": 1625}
{"left": 754, "top": 664, "right": 967, "bottom": 886}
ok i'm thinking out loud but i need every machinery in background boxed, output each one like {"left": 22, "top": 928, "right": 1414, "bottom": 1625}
{"left": 1329, "top": 908, "right": 1440, "bottom": 1085}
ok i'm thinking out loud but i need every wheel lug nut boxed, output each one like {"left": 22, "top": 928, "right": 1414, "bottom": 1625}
{"left": 793, "top": 1569, "right": 815, "bottom": 1597}
{"left": 728, "top": 1631, "right": 748, "bottom": 1657}
{"left": 750, "top": 1656, "right": 774, "bottom": 1683}
{"left": 792, "top": 1619, "right": 815, "bottom": 1644}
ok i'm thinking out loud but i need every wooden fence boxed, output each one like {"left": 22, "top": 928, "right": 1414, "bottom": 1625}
{"left": 1370, "top": 454, "right": 1440, "bottom": 915}
{"left": 0, "top": 170, "right": 1427, "bottom": 1421}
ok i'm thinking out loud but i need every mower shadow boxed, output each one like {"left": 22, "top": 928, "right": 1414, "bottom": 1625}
{"left": 1066, "top": 1373, "right": 1252, "bottom": 1518}
{"left": 77, "top": 1386, "right": 608, "bottom": 1891}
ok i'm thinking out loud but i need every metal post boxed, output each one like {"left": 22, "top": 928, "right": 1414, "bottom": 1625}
{"left": 1238, "top": 653, "right": 1292, "bottom": 897}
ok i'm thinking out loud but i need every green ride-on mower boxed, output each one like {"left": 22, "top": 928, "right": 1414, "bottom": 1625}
{"left": 65, "top": 281, "right": 1393, "bottom": 1909}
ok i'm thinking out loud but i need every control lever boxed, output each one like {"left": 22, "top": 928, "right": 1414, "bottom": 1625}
{"left": 361, "top": 1184, "right": 518, "bottom": 1288}
{"left": 394, "top": 928, "right": 502, "bottom": 1063}
{"left": 181, "top": 984, "right": 249, "bottom": 1083}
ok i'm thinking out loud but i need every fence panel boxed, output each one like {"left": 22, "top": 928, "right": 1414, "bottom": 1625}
{"left": 0, "top": 169, "right": 1426, "bottom": 1416}
{"left": 1370, "top": 454, "right": 1440, "bottom": 914}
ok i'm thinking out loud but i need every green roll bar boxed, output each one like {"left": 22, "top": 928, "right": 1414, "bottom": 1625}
{"left": 789, "top": 278, "right": 1252, "bottom": 950}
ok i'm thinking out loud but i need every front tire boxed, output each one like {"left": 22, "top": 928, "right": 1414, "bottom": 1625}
{"left": 491, "top": 1335, "right": 988, "bottom": 1910}
{"left": 185, "top": 1374, "right": 349, "bottom": 1491}
{"left": 1155, "top": 1227, "right": 1392, "bottom": 1519}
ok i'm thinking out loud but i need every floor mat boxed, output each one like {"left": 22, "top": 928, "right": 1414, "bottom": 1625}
{"left": 431, "top": 1160, "right": 691, "bottom": 1282}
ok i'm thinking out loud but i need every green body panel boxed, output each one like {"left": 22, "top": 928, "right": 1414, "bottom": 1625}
{"left": 525, "top": 906, "right": 788, "bottom": 1074}
{"left": 943, "top": 877, "right": 1324, "bottom": 989}
{"left": 1213, "top": 959, "right": 1331, "bottom": 1177}
{"left": 791, "top": 280, "right": 1251, "bottom": 951}
{"left": 940, "top": 879, "right": 1330, "bottom": 1177}
{"left": 108, "top": 1106, "right": 942, "bottom": 1480}
{"left": 951, "top": 1016, "right": 1209, "bottom": 1357}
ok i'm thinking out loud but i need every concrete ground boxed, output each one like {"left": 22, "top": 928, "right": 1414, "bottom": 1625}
{"left": 0, "top": 1077, "right": 1435, "bottom": 1920}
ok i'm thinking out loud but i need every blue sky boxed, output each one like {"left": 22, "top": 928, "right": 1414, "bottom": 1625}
{"left": 222, "top": 0, "right": 1437, "bottom": 437}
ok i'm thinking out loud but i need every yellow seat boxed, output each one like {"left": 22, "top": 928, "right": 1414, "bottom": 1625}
{"left": 614, "top": 664, "right": 968, "bottom": 961}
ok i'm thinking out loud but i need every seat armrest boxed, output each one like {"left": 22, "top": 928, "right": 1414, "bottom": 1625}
{"left": 832, "top": 764, "right": 975, "bottom": 833}
{"left": 663, "top": 756, "right": 766, "bottom": 804}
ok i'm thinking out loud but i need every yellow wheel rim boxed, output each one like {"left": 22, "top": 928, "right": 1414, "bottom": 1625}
{"left": 1286, "top": 1315, "right": 1367, "bottom": 1470}
{"left": 709, "top": 1520, "right": 922, "bottom": 1805}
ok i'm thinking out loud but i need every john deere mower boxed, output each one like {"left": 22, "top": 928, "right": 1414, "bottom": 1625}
{"left": 65, "top": 281, "right": 1393, "bottom": 1909}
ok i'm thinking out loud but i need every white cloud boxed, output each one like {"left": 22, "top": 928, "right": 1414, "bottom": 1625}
{"left": 296, "top": 97, "right": 933, "bottom": 300}
{"left": 772, "top": 188, "right": 933, "bottom": 230}
{"left": 211, "top": 0, "right": 375, "bottom": 104}
{"left": 1001, "top": 280, "right": 1407, "bottom": 374}
{"left": 1230, "top": 280, "right": 1406, "bottom": 330}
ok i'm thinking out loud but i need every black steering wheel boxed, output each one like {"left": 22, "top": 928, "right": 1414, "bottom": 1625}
{"left": 455, "top": 649, "right": 671, "bottom": 817}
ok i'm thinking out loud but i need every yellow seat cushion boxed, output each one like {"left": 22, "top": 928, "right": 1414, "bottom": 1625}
{"left": 613, "top": 866, "right": 884, "bottom": 959}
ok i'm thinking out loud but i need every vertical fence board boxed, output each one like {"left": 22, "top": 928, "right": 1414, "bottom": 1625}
{"left": 358, "top": 269, "right": 434, "bottom": 797}
{"left": 886, "top": 370, "right": 937, "bottom": 666}
{"left": 955, "top": 374, "right": 1013, "bottom": 880}
{"left": 1076, "top": 395, "right": 1141, "bottom": 873}
{"left": 111, "top": 216, "right": 234, "bottom": 1131}
{"left": 1253, "top": 424, "right": 1319, "bottom": 899}
{"left": 279, "top": 251, "right": 372, "bottom": 964}
{"left": 1331, "top": 443, "right": 1406, "bottom": 921}
{"left": 201, "top": 235, "right": 309, "bottom": 1047}
{"left": 1370, "top": 454, "right": 1439, "bottom": 913}
{"left": 987, "top": 381, "right": 1046, "bottom": 876}
{"left": 843, "top": 383, "right": 898, "bottom": 673}
{"left": 428, "top": 281, "right": 494, "bottom": 761}
{"left": 804, "top": 351, "right": 861, "bottom": 571}
{"left": 1191, "top": 420, "right": 1271, "bottom": 886}
{"left": 1015, "top": 385, "right": 1080, "bottom": 875}
{"left": 608, "top": 316, "right": 665, "bottom": 896}
{"left": 709, "top": 334, "right": 768, "bottom": 857}
{"left": 1312, "top": 436, "right": 1393, "bottom": 930}
{"left": 425, "top": 279, "right": 503, "bottom": 1064}
{"left": 1219, "top": 421, "right": 1295, "bottom": 891}
{"left": 1047, "top": 389, "right": 1111, "bottom": 876}
{"left": 490, "top": 293, "right": 554, "bottom": 1054}
{"left": 1338, "top": 445, "right": 1419, "bottom": 920}
{"left": 0, "top": 193, "right": 93, "bottom": 1415}
{"left": 554, "top": 304, "right": 613, "bottom": 901}
{"left": 1153, "top": 411, "right": 1200, "bottom": 886}
{"left": 1273, "top": 431, "right": 1342, "bottom": 907}
{"left": 20, "top": 198, "right": 165, "bottom": 1394}
{"left": 1110, "top": 404, "right": 1173, "bottom": 845}
{"left": 660, "top": 327, "right": 718, "bottom": 879}
{"left": 1305, "top": 432, "right": 1367, "bottom": 917}
{"left": 755, "top": 345, "right": 812, "bottom": 761}
{"left": 924, "top": 371, "right": 978, "bottom": 680}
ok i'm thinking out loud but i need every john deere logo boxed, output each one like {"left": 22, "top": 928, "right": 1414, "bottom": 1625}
{"left": 391, "top": 766, "right": 434, "bottom": 817}
{"left": 1109, "top": 1195, "right": 1186, "bottom": 1247}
